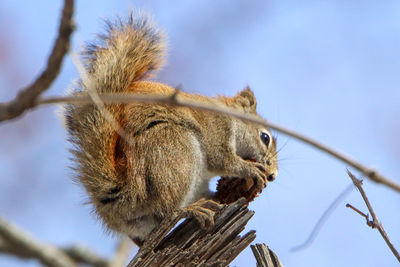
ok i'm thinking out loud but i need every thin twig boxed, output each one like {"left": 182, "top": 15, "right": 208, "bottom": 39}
{"left": 35, "top": 92, "right": 400, "bottom": 193}
{"left": 346, "top": 170, "right": 400, "bottom": 262}
{"left": 0, "top": 0, "right": 74, "bottom": 122}
{"left": 291, "top": 184, "right": 353, "bottom": 252}
{"left": 345, "top": 204, "right": 374, "bottom": 227}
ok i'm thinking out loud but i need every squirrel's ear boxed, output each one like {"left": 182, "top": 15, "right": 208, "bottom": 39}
{"left": 234, "top": 86, "right": 257, "bottom": 113}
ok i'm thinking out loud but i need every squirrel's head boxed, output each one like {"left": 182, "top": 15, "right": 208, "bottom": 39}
{"left": 229, "top": 87, "right": 278, "bottom": 182}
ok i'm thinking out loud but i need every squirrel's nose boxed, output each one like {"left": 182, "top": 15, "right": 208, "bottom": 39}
{"left": 267, "top": 173, "right": 275, "bottom": 182}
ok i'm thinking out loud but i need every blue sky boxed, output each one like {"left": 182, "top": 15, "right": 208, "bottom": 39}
{"left": 0, "top": 1, "right": 399, "bottom": 266}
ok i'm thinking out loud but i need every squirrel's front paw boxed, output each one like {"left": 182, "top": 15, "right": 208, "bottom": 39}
{"left": 245, "top": 160, "right": 268, "bottom": 189}
{"left": 181, "top": 198, "right": 223, "bottom": 228}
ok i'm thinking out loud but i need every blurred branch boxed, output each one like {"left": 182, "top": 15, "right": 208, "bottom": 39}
{"left": 107, "top": 237, "right": 133, "bottom": 267}
{"left": 128, "top": 198, "right": 256, "bottom": 266}
{"left": 291, "top": 184, "right": 353, "bottom": 252}
{"left": 0, "top": 216, "right": 76, "bottom": 267}
{"left": 0, "top": 0, "right": 74, "bottom": 122}
{"left": 0, "top": 216, "right": 133, "bottom": 267}
{"left": 70, "top": 51, "right": 133, "bottom": 146}
{"left": 37, "top": 92, "right": 400, "bottom": 193}
{"left": 346, "top": 170, "right": 400, "bottom": 263}
{"left": 63, "top": 245, "right": 108, "bottom": 267}
{"left": 251, "top": 244, "right": 283, "bottom": 267}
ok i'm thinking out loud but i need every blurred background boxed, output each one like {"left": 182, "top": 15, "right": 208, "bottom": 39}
{"left": 0, "top": 0, "right": 399, "bottom": 266}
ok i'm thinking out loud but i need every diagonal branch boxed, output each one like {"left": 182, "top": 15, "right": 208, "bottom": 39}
{"left": 0, "top": 0, "right": 74, "bottom": 122}
{"left": 291, "top": 184, "right": 353, "bottom": 252}
{"left": 0, "top": 216, "right": 132, "bottom": 267}
{"left": 35, "top": 92, "right": 400, "bottom": 193}
{"left": 62, "top": 245, "right": 108, "bottom": 267}
{"left": 0, "top": 217, "right": 77, "bottom": 267}
{"left": 346, "top": 170, "right": 400, "bottom": 263}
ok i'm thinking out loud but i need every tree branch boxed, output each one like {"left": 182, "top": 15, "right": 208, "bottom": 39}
{"left": 107, "top": 237, "right": 133, "bottom": 267}
{"left": 0, "top": 216, "right": 136, "bottom": 267}
{"left": 346, "top": 170, "right": 400, "bottom": 263}
{"left": 62, "top": 245, "right": 108, "bottom": 267}
{"left": 35, "top": 92, "right": 400, "bottom": 193}
{"left": 0, "top": 0, "right": 74, "bottom": 122}
{"left": 0, "top": 217, "right": 77, "bottom": 267}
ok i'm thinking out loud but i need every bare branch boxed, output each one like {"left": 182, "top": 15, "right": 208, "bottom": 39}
{"left": 0, "top": 217, "right": 76, "bottom": 267}
{"left": 346, "top": 170, "right": 400, "bottom": 263}
{"left": 251, "top": 244, "right": 283, "bottom": 267}
{"left": 0, "top": 0, "right": 74, "bottom": 122}
{"left": 345, "top": 204, "right": 374, "bottom": 226}
{"left": 0, "top": 217, "right": 132, "bottom": 267}
{"left": 107, "top": 237, "right": 133, "bottom": 267}
{"left": 63, "top": 245, "right": 108, "bottom": 267}
{"left": 36, "top": 92, "right": 400, "bottom": 193}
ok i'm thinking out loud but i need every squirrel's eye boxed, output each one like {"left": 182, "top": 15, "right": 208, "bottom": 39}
{"left": 260, "top": 131, "right": 271, "bottom": 147}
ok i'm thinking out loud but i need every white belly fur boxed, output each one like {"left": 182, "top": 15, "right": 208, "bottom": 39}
{"left": 179, "top": 134, "right": 216, "bottom": 208}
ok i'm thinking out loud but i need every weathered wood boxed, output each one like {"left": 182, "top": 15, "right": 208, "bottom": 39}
{"left": 251, "top": 243, "right": 283, "bottom": 267}
{"left": 128, "top": 198, "right": 256, "bottom": 266}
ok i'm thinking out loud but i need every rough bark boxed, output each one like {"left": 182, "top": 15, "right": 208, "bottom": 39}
{"left": 128, "top": 198, "right": 256, "bottom": 266}
{"left": 251, "top": 243, "right": 283, "bottom": 267}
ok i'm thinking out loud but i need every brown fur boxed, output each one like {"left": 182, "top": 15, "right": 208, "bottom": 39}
{"left": 64, "top": 13, "right": 278, "bottom": 246}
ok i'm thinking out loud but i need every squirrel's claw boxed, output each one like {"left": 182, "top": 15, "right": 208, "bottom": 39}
{"left": 181, "top": 198, "right": 223, "bottom": 228}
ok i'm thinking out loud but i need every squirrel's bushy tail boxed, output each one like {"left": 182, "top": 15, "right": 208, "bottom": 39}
{"left": 64, "top": 13, "right": 165, "bottom": 205}
{"left": 83, "top": 13, "right": 166, "bottom": 93}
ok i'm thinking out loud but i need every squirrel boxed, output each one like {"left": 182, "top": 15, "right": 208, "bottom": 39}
{"left": 64, "top": 13, "right": 278, "bottom": 247}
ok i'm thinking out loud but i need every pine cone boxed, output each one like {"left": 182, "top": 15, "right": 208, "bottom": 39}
{"left": 215, "top": 176, "right": 265, "bottom": 204}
